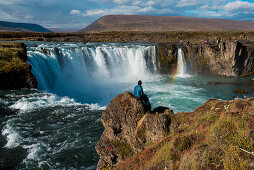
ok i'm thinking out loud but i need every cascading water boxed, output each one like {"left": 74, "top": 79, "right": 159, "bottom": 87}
{"left": 177, "top": 47, "right": 186, "bottom": 77}
{"left": 27, "top": 42, "right": 157, "bottom": 105}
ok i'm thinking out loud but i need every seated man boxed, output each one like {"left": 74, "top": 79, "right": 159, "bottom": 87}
{"left": 134, "top": 80, "right": 144, "bottom": 100}
{"left": 134, "top": 80, "right": 151, "bottom": 111}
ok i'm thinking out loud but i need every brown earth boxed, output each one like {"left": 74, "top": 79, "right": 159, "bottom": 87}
{"left": 80, "top": 15, "right": 254, "bottom": 33}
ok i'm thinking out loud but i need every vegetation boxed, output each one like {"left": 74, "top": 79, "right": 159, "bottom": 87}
{"left": 116, "top": 98, "right": 254, "bottom": 169}
{"left": 0, "top": 42, "right": 29, "bottom": 74}
{"left": 0, "top": 42, "right": 36, "bottom": 90}
{"left": 0, "top": 31, "right": 254, "bottom": 43}
{"left": 111, "top": 140, "right": 133, "bottom": 159}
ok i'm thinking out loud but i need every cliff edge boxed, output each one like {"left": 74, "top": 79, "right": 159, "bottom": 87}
{"left": 0, "top": 42, "right": 37, "bottom": 90}
{"left": 96, "top": 92, "right": 254, "bottom": 169}
{"left": 96, "top": 92, "right": 173, "bottom": 169}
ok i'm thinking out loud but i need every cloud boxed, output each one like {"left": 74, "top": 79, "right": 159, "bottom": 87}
{"left": 176, "top": 0, "right": 201, "bottom": 7}
{"left": 113, "top": 0, "right": 131, "bottom": 4}
{"left": 0, "top": 10, "right": 18, "bottom": 21}
{"left": 70, "top": 10, "right": 82, "bottom": 14}
{"left": 224, "top": 1, "right": 254, "bottom": 13}
{"left": 25, "top": 15, "right": 34, "bottom": 20}
{"left": 82, "top": 5, "right": 155, "bottom": 16}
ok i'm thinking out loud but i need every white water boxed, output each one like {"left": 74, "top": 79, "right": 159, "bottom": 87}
{"left": 177, "top": 47, "right": 186, "bottom": 77}
{"left": 27, "top": 42, "right": 157, "bottom": 105}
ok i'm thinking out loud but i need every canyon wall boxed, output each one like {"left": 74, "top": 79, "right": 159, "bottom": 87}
{"left": 157, "top": 40, "right": 254, "bottom": 77}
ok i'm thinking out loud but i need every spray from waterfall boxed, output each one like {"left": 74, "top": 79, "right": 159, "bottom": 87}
{"left": 27, "top": 42, "right": 157, "bottom": 104}
{"left": 177, "top": 47, "right": 186, "bottom": 77}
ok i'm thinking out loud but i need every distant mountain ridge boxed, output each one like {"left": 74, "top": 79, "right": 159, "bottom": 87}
{"left": 80, "top": 15, "right": 254, "bottom": 32}
{"left": 0, "top": 21, "right": 51, "bottom": 32}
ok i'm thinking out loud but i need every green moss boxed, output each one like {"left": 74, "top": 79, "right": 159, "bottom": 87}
{"left": 205, "top": 114, "right": 220, "bottom": 123}
{"left": 111, "top": 140, "right": 133, "bottom": 158}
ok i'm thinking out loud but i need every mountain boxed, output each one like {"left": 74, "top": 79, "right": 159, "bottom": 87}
{"left": 80, "top": 15, "right": 254, "bottom": 32}
{"left": 0, "top": 21, "right": 52, "bottom": 32}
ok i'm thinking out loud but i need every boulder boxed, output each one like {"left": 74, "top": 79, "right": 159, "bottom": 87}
{"left": 96, "top": 92, "right": 173, "bottom": 169}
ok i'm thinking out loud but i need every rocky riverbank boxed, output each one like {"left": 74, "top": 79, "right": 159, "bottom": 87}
{"left": 97, "top": 92, "right": 254, "bottom": 169}
{"left": 0, "top": 42, "right": 37, "bottom": 90}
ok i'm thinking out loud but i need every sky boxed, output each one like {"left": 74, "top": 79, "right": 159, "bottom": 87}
{"left": 0, "top": 0, "right": 253, "bottom": 29}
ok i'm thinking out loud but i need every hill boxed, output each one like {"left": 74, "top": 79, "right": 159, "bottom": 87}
{"left": 0, "top": 21, "right": 51, "bottom": 32}
{"left": 80, "top": 15, "right": 254, "bottom": 32}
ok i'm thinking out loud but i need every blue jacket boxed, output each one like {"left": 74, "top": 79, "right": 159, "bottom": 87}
{"left": 134, "top": 85, "right": 144, "bottom": 98}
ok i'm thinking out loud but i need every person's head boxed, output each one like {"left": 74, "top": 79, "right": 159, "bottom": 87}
{"left": 138, "top": 80, "right": 142, "bottom": 85}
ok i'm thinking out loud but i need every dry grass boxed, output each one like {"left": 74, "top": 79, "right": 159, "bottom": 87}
{"left": 116, "top": 98, "right": 254, "bottom": 169}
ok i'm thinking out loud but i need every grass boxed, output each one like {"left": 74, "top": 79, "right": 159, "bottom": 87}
{"left": 116, "top": 98, "right": 254, "bottom": 169}
{"left": 111, "top": 140, "right": 133, "bottom": 159}
{"left": 0, "top": 42, "right": 29, "bottom": 74}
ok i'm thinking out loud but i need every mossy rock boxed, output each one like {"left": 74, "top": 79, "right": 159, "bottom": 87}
{"left": 111, "top": 140, "right": 133, "bottom": 159}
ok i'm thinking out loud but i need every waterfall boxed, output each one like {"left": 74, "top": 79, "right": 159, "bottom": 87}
{"left": 26, "top": 42, "right": 157, "bottom": 104}
{"left": 177, "top": 47, "right": 186, "bottom": 77}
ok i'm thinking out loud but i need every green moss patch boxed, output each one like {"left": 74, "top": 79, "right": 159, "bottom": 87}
{"left": 111, "top": 140, "right": 133, "bottom": 158}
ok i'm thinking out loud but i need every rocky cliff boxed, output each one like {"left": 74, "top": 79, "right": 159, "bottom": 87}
{"left": 97, "top": 92, "right": 254, "bottom": 169}
{"left": 0, "top": 42, "right": 37, "bottom": 90}
{"left": 96, "top": 92, "right": 173, "bottom": 169}
{"left": 157, "top": 40, "right": 254, "bottom": 77}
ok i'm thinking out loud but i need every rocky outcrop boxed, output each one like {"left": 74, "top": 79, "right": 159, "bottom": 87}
{"left": 109, "top": 97, "right": 254, "bottom": 169}
{"left": 0, "top": 42, "right": 37, "bottom": 90}
{"left": 157, "top": 40, "right": 254, "bottom": 77}
{"left": 96, "top": 92, "right": 173, "bottom": 169}
{"left": 186, "top": 41, "right": 254, "bottom": 77}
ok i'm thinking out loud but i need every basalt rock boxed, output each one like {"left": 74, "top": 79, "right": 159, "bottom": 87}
{"left": 186, "top": 41, "right": 254, "bottom": 77}
{"left": 96, "top": 92, "right": 173, "bottom": 169}
{"left": 0, "top": 42, "right": 37, "bottom": 90}
{"left": 157, "top": 40, "right": 254, "bottom": 77}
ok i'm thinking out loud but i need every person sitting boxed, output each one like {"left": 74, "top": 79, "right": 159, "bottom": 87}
{"left": 134, "top": 80, "right": 151, "bottom": 111}
{"left": 134, "top": 80, "right": 144, "bottom": 100}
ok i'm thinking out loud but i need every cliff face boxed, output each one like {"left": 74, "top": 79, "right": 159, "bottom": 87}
{"left": 96, "top": 92, "right": 173, "bottom": 169}
{"left": 158, "top": 40, "right": 254, "bottom": 77}
{"left": 97, "top": 93, "right": 254, "bottom": 169}
{"left": 0, "top": 42, "right": 37, "bottom": 90}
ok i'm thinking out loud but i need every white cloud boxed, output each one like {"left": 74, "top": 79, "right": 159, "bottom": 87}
{"left": 224, "top": 1, "right": 254, "bottom": 12}
{"left": 146, "top": 1, "right": 155, "bottom": 6}
{"left": 0, "top": 10, "right": 18, "bottom": 21}
{"left": 70, "top": 10, "right": 82, "bottom": 14}
{"left": 25, "top": 15, "right": 34, "bottom": 20}
{"left": 82, "top": 5, "right": 155, "bottom": 16}
{"left": 113, "top": 0, "right": 131, "bottom": 4}
{"left": 176, "top": 0, "right": 201, "bottom": 7}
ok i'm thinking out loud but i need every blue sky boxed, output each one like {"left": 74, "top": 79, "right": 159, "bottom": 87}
{"left": 0, "top": 0, "right": 253, "bottom": 29}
